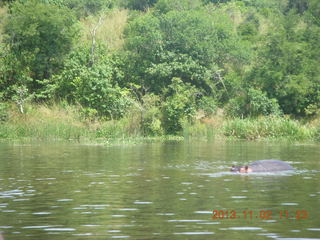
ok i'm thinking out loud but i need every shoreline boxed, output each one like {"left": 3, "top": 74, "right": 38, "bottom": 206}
{"left": 0, "top": 103, "right": 319, "bottom": 144}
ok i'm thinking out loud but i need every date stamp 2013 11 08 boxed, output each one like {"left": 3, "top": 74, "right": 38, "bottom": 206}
{"left": 211, "top": 210, "right": 309, "bottom": 220}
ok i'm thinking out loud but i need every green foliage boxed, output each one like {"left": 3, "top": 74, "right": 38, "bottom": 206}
{"left": 0, "top": 102, "right": 9, "bottom": 123}
{"left": 12, "top": 85, "right": 34, "bottom": 114}
{"left": 306, "top": 0, "right": 320, "bottom": 26}
{"left": 286, "top": 0, "right": 309, "bottom": 14}
{"left": 63, "top": 0, "right": 116, "bottom": 17}
{"left": 0, "top": 45, "right": 33, "bottom": 100}
{"left": 120, "top": 0, "right": 157, "bottom": 11}
{"left": 154, "top": 0, "right": 202, "bottom": 14}
{"left": 9, "top": 0, "right": 116, "bottom": 16}
{"left": 237, "top": 11, "right": 260, "bottom": 41}
{"left": 2, "top": 0, "right": 320, "bottom": 140}
{"left": 0, "top": 103, "right": 91, "bottom": 140}
{"left": 226, "top": 88, "right": 282, "bottom": 118}
{"left": 96, "top": 120, "right": 132, "bottom": 139}
{"left": 247, "top": 13, "right": 320, "bottom": 115}
{"left": 3, "top": 0, "right": 79, "bottom": 93}
{"left": 197, "top": 96, "right": 217, "bottom": 116}
{"left": 224, "top": 117, "right": 312, "bottom": 140}
{"left": 79, "top": 107, "right": 99, "bottom": 122}
{"left": 140, "top": 94, "right": 163, "bottom": 136}
{"left": 182, "top": 120, "right": 217, "bottom": 141}
{"left": 313, "top": 124, "right": 320, "bottom": 142}
{"left": 124, "top": 9, "right": 247, "bottom": 97}
{"left": 162, "top": 78, "right": 198, "bottom": 134}
{"left": 54, "top": 46, "right": 130, "bottom": 119}
{"left": 0, "top": 0, "right": 12, "bottom": 6}
{"left": 202, "top": 0, "right": 232, "bottom": 4}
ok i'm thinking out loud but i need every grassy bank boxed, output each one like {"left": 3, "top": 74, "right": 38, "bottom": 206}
{"left": 224, "top": 117, "right": 316, "bottom": 141}
{"left": 0, "top": 103, "right": 184, "bottom": 143}
{"left": 1, "top": 103, "right": 320, "bottom": 143}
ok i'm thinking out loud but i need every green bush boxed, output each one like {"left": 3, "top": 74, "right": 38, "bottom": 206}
{"left": 54, "top": 46, "right": 131, "bottom": 119}
{"left": 120, "top": 0, "right": 157, "bottom": 11}
{"left": 197, "top": 96, "right": 217, "bottom": 116}
{"left": 140, "top": 94, "right": 164, "bottom": 136}
{"left": 162, "top": 78, "right": 198, "bottom": 134}
{"left": 3, "top": 0, "right": 79, "bottom": 92}
{"left": 123, "top": 8, "right": 246, "bottom": 96}
{"left": 226, "top": 88, "right": 282, "bottom": 118}
{"left": 154, "top": 0, "right": 202, "bottom": 14}
{"left": 0, "top": 102, "right": 9, "bottom": 123}
{"left": 312, "top": 124, "right": 320, "bottom": 142}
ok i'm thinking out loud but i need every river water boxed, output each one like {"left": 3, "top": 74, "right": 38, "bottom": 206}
{"left": 0, "top": 140, "right": 319, "bottom": 240}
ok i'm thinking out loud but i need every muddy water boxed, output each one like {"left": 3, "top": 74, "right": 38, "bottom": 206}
{"left": 0, "top": 141, "right": 319, "bottom": 239}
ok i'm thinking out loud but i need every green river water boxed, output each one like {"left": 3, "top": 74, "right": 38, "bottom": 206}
{"left": 0, "top": 140, "right": 319, "bottom": 240}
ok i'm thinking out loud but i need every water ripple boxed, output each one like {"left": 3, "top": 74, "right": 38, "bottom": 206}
{"left": 277, "top": 238, "right": 320, "bottom": 240}
{"left": 174, "top": 232, "right": 214, "bottom": 235}
{"left": 168, "top": 220, "right": 206, "bottom": 223}
{"left": 133, "top": 201, "right": 152, "bottom": 205}
{"left": 307, "top": 228, "right": 320, "bottom": 231}
{"left": 22, "top": 225, "right": 57, "bottom": 229}
{"left": 44, "top": 228, "right": 76, "bottom": 232}
{"left": 226, "top": 227, "right": 263, "bottom": 231}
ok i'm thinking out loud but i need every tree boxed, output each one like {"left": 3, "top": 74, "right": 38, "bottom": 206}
{"left": 286, "top": 0, "right": 309, "bottom": 14}
{"left": 54, "top": 45, "right": 130, "bottom": 119}
{"left": 202, "top": 0, "right": 232, "bottom": 4}
{"left": 246, "top": 14, "right": 320, "bottom": 115}
{"left": 163, "top": 78, "right": 198, "bottom": 134}
{"left": 120, "top": 0, "right": 157, "bottom": 11}
{"left": 226, "top": 88, "right": 281, "bottom": 118}
{"left": 123, "top": 9, "right": 248, "bottom": 99}
{"left": 4, "top": 0, "right": 79, "bottom": 94}
{"left": 63, "top": 0, "right": 116, "bottom": 17}
{"left": 154, "top": 0, "right": 202, "bottom": 14}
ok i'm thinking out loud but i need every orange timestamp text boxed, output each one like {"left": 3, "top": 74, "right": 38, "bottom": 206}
{"left": 211, "top": 210, "right": 309, "bottom": 220}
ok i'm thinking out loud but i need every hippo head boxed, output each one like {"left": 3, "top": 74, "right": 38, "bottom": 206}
{"left": 230, "top": 165, "right": 241, "bottom": 172}
{"left": 230, "top": 165, "right": 252, "bottom": 173}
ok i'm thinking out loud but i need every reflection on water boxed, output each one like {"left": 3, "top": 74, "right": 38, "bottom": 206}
{"left": 0, "top": 141, "right": 320, "bottom": 239}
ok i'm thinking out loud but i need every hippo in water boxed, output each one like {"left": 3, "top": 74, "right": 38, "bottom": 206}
{"left": 231, "top": 160, "right": 294, "bottom": 173}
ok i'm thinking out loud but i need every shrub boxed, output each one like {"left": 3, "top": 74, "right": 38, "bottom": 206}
{"left": 312, "top": 124, "right": 320, "bottom": 142}
{"left": 162, "top": 78, "right": 198, "bottom": 134}
{"left": 0, "top": 102, "right": 9, "bottom": 123}
{"left": 54, "top": 46, "right": 130, "bottom": 119}
{"left": 225, "top": 88, "right": 282, "bottom": 118}
{"left": 197, "top": 96, "right": 217, "bottom": 116}
{"left": 4, "top": 0, "right": 79, "bottom": 91}
{"left": 140, "top": 94, "right": 164, "bottom": 136}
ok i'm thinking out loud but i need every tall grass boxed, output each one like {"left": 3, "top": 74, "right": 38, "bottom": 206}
{"left": 0, "top": 102, "right": 144, "bottom": 142}
{"left": 1, "top": 103, "right": 320, "bottom": 143}
{"left": 80, "top": 8, "right": 128, "bottom": 50}
{"left": 182, "top": 117, "right": 223, "bottom": 141}
{"left": 223, "top": 117, "right": 314, "bottom": 141}
{"left": 0, "top": 103, "right": 93, "bottom": 141}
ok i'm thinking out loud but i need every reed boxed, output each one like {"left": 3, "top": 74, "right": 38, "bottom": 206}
{"left": 0, "top": 103, "right": 92, "bottom": 141}
{"left": 1, "top": 102, "right": 319, "bottom": 143}
{"left": 181, "top": 118, "right": 221, "bottom": 141}
{"left": 223, "top": 117, "right": 313, "bottom": 141}
{"left": 0, "top": 102, "right": 144, "bottom": 142}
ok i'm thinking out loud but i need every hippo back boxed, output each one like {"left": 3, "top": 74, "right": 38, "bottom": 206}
{"left": 249, "top": 160, "right": 293, "bottom": 172}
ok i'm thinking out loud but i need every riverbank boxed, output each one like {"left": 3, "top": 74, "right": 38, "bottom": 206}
{"left": 1, "top": 103, "right": 320, "bottom": 143}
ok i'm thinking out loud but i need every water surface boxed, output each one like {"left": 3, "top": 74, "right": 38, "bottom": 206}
{"left": 0, "top": 140, "right": 319, "bottom": 239}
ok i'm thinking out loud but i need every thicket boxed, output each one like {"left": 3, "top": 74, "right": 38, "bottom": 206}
{"left": 1, "top": 0, "right": 320, "bottom": 139}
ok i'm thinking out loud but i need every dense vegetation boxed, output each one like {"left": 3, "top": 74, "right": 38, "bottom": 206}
{"left": 0, "top": 0, "right": 320, "bottom": 141}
